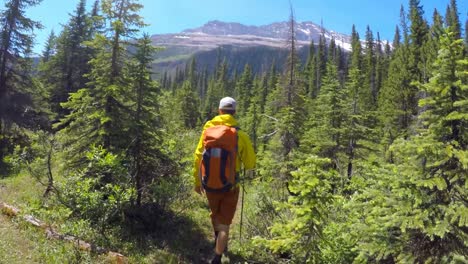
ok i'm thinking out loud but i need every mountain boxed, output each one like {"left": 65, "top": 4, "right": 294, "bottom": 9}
{"left": 150, "top": 20, "right": 353, "bottom": 76}
{"left": 181, "top": 20, "right": 352, "bottom": 50}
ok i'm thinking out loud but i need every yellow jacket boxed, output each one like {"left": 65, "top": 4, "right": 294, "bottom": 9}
{"left": 193, "top": 114, "right": 256, "bottom": 187}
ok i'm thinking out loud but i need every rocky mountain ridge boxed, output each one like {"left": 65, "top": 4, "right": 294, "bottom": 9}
{"left": 149, "top": 20, "right": 363, "bottom": 76}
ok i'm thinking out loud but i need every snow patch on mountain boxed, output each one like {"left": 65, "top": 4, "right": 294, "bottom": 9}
{"left": 176, "top": 20, "right": 354, "bottom": 51}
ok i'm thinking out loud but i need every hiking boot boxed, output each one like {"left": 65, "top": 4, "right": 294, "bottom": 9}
{"left": 210, "top": 254, "right": 222, "bottom": 264}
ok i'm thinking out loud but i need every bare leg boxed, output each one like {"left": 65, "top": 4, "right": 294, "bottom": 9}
{"left": 212, "top": 218, "right": 219, "bottom": 241}
{"left": 215, "top": 224, "right": 230, "bottom": 255}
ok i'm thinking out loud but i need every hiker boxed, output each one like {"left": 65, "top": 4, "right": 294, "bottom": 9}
{"left": 193, "top": 97, "right": 256, "bottom": 264}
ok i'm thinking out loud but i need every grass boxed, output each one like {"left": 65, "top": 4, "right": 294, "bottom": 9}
{"left": 0, "top": 214, "right": 36, "bottom": 263}
{"left": 0, "top": 172, "right": 229, "bottom": 263}
{"left": 0, "top": 173, "right": 104, "bottom": 263}
{"left": 0, "top": 212, "right": 105, "bottom": 264}
{"left": 0, "top": 165, "right": 258, "bottom": 263}
{"left": 0, "top": 172, "right": 43, "bottom": 206}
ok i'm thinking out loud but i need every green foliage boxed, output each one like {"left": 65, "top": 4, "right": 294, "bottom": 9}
{"left": 235, "top": 64, "right": 253, "bottom": 117}
{"left": 364, "top": 26, "right": 377, "bottom": 107}
{"left": 61, "top": 146, "right": 134, "bottom": 231}
{"left": 18, "top": 131, "right": 58, "bottom": 198}
{"left": 202, "top": 59, "right": 230, "bottom": 120}
{"left": 41, "top": 0, "right": 97, "bottom": 120}
{"left": 302, "top": 62, "right": 348, "bottom": 163}
{"left": 0, "top": 0, "right": 44, "bottom": 169}
{"left": 2, "top": 149, "right": 22, "bottom": 175}
{"left": 378, "top": 43, "right": 414, "bottom": 143}
{"left": 257, "top": 156, "right": 335, "bottom": 263}
{"left": 409, "top": 0, "right": 429, "bottom": 83}
{"left": 445, "top": 0, "right": 462, "bottom": 40}
{"left": 349, "top": 29, "right": 468, "bottom": 263}
{"left": 126, "top": 34, "right": 178, "bottom": 205}
{"left": 176, "top": 80, "right": 200, "bottom": 128}
{"left": 244, "top": 79, "right": 262, "bottom": 150}
{"left": 2, "top": 0, "right": 468, "bottom": 263}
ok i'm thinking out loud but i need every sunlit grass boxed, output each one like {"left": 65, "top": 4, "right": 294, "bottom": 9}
{"left": 0, "top": 172, "right": 44, "bottom": 207}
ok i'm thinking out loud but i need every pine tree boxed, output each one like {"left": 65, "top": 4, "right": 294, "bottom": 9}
{"left": 257, "top": 63, "right": 279, "bottom": 149}
{"left": 445, "top": 0, "right": 461, "bottom": 40}
{"left": 58, "top": 0, "right": 145, "bottom": 163}
{"left": 353, "top": 29, "right": 468, "bottom": 263}
{"left": 176, "top": 78, "right": 200, "bottom": 128}
{"left": 261, "top": 156, "right": 335, "bottom": 263}
{"left": 350, "top": 25, "right": 362, "bottom": 70}
{"left": 327, "top": 37, "right": 337, "bottom": 65}
{"left": 41, "top": 31, "right": 56, "bottom": 63}
{"left": 0, "top": 0, "right": 40, "bottom": 97}
{"left": 364, "top": 25, "right": 377, "bottom": 107}
{"left": 278, "top": 5, "right": 304, "bottom": 158}
{"left": 377, "top": 0, "right": 429, "bottom": 142}
{"left": 465, "top": 18, "right": 468, "bottom": 49}
{"left": 341, "top": 25, "right": 367, "bottom": 179}
{"left": 335, "top": 45, "right": 346, "bottom": 82}
{"left": 202, "top": 78, "right": 218, "bottom": 121}
{"left": 256, "top": 6, "right": 307, "bottom": 190}
{"left": 187, "top": 57, "right": 198, "bottom": 90}
{"left": 160, "top": 71, "right": 168, "bottom": 90}
{"left": 217, "top": 60, "right": 228, "bottom": 96}
{"left": 409, "top": 0, "right": 429, "bottom": 83}
{"left": 258, "top": 70, "right": 269, "bottom": 115}
{"left": 375, "top": 32, "right": 384, "bottom": 103}
{"left": 100, "top": 0, "right": 145, "bottom": 149}
{"left": 378, "top": 31, "right": 413, "bottom": 149}
{"left": 234, "top": 64, "right": 253, "bottom": 117}
{"left": 393, "top": 25, "right": 401, "bottom": 49}
{"left": 0, "top": 0, "right": 42, "bottom": 169}
{"left": 46, "top": 0, "right": 96, "bottom": 119}
{"left": 65, "top": 0, "right": 92, "bottom": 92}
{"left": 244, "top": 78, "right": 261, "bottom": 151}
{"left": 400, "top": 5, "right": 409, "bottom": 44}
{"left": 302, "top": 62, "right": 347, "bottom": 168}
{"left": 90, "top": 0, "right": 105, "bottom": 33}
{"left": 421, "top": 9, "right": 444, "bottom": 82}
{"left": 202, "top": 59, "right": 229, "bottom": 120}
{"left": 127, "top": 34, "right": 173, "bottom": 205}
{"left": 314, "top": 33, "right": 327, "bottom": 97}
{"left": 343, "top": 66, "right": 364, "bottom": 180}
{"left": 305, "top": 40, "right": 317, "bottom": 98}
{"left": 36, "top": 31, "right": 57, "bottom": 121}
{"left": 37, "top": 30, "right": 57, "bottom": 89}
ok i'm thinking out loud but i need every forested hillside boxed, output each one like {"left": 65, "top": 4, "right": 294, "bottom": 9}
{"left": 0, "top": 0, "right": 467, "bottom": 263}
{"left": 150, "top": 19, "right": 351, "bottom": 76}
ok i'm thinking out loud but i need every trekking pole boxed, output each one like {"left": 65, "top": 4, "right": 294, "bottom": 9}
{"left": 239, "top": 168, "right": 245, "bottom": 244}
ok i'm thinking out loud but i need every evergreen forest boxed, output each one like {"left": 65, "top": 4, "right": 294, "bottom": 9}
{"left": 0, "top": 0, "right": 467, "bottom": 263}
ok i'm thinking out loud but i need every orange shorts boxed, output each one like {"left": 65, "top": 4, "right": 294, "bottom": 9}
{"left": 206, "top": 187, "right": 240, "bottom": 225}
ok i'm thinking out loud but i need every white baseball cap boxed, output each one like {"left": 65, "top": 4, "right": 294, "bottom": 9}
{"left": 219, "top": 97, "right": 236, "bottom": 110}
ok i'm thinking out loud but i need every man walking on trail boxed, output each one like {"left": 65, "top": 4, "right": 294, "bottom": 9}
{"left": 193, "top": 97, "right": 256, "bottom": 264}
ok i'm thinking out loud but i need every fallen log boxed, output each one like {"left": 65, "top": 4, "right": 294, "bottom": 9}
{"left": 0, "top": 202, "right": 20, "bottom": 216}
{"left": 0, "top": 201, "right": 127, "bottom": 263}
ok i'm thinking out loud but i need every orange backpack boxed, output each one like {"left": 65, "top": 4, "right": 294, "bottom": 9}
{"left": 200, "top": 125, "right": 238, "bottom": 192}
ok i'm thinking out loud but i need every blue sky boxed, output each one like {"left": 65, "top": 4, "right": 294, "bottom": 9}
{"left": 19, "top": 0, "right": 468, "bottom": 54}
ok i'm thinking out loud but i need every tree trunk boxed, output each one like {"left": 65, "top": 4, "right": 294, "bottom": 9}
{"left": 43, "top": 143, "right": 55, "bottom": 198}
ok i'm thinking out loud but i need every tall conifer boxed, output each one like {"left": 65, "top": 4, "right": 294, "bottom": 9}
{"left": 0, "top": 0, "right": 42, "bottom": 168}
{"left": 445, "top": 0, "right": 461, "bottom": 40}
{"left": 127, "top": 35, "right": 172, "bottom": 205}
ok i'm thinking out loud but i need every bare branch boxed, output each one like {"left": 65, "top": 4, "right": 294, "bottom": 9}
{"left": 261, "top": 113, "right": 279, "bottom": 122}
{"left": 259, "top": 130, "right": 279, "bottom": 139}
